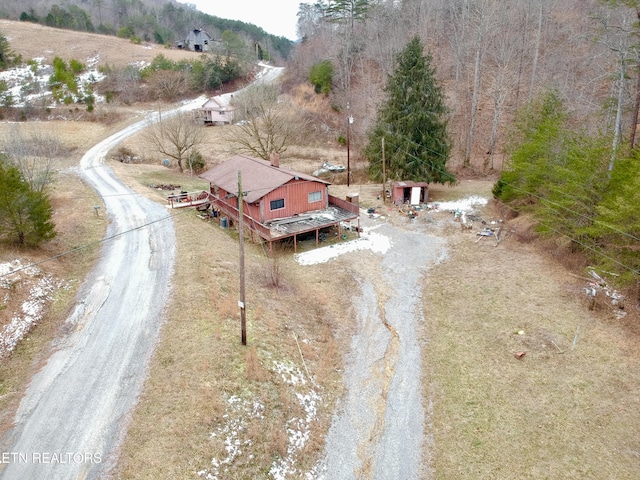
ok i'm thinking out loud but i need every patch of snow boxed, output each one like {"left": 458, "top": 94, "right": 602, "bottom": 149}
{"left": 0, "top": 259, "right": 67, "bottom": 358}
{"left": 269, "top": 361, "right": 321, "bottom": 480}
{"left": 0, "top": 58, "right": 51, "bottom": 107}
{"left": 428, "top": 195, "right": 488, "bottom": 212}
{"left": 129, "top": 60, "right": 149, "bottom": 69}
{"left": 86, "top": 54, "right": 100, "bottom": 68}
{"left": 198, "top": 359, "right": 321, "bottom": 480}
{"left": 198, "top": 395, "right": 265, "bottom": 480}
{"left": 294, "top": 226, "right": 391, "bottom": 266}
{"left": 0, "top": 53, "right": 119, "bottom": 108}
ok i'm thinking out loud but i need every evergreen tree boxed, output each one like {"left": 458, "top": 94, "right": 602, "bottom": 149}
{"left": 0, "top": 32, "right": 18, "bottom": 70}
{"left": 0, "top": 159, "right": 56, "bottom": 247}
{"left": 322, "top": 0, "right": 370, "bottom": 26}
{"left": 494, "top": 90, "right": 610, "bottom": 237}
{"left": 363, "top": 36, "right": 454, "bottom": 184}
{"left": 493, "top": 90, "right": 568, "bottom": 204}
{"left": 309, "top": 60, "right": 333, "bottom": 94}
{"left": 582, "top": 151, "right": 640, "bottom": 283}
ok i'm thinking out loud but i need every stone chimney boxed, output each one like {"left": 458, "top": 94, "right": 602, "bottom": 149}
{"left": 270, "top": 153, "right": 280, "bottom": 168}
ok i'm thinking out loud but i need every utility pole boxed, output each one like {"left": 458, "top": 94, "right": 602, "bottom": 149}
{"left": 347, "top": 103, "right": 353, "bottom": 187}
{"left": 238, "top": 171, "right": 247, "bottom": 345}
{"left": 381, "top": 137, "right": 386, "bottom": 204}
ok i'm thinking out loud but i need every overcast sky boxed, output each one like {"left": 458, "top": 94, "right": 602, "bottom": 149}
{"left": 182, "top": 0, "right": 302, "bottom": 40}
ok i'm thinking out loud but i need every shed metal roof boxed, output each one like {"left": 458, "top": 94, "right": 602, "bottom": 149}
{"left": 391, "top": 180, "right": 429, "bottom": 188}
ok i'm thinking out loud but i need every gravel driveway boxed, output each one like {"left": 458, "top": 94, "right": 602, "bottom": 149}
{"left": 0, "top": 64, "right": 284, "bottom": 479}
{"left": 319, "top": 214, "right": 448, "bottom": 479}
{"left": 0, "top": 100, "right": 202, "bottom": 480}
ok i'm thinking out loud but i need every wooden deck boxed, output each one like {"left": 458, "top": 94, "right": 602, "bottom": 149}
{"left": 206, "top": 193, "right": 360, "bottom": 252}
{"left": 167, "top": 190, "right": 210, "bottom": 209}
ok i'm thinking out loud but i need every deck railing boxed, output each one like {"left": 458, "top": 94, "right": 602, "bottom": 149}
{"left": 206, "top": 193, "right": 360, "bottom": 242}
{"left": 328, "top": 194, "right": 360, "bottom": 214}
{"left": 207, "top": 195, "right": 272, "bottom": 239}
{"left": 167, "top": 190, "right": 209, "bottom": 208}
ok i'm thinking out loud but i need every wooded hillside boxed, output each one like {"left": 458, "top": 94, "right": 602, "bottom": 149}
{"left": 290, "top": 0, "right": 631, "bottom": 172}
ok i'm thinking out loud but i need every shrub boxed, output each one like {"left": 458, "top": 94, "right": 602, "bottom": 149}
{"left": 187, "top": 149, "right": 206, "bottom": 174}
{"left": 309, "top": 60, "right": 333, "bottom": 95}
{"left": 0, "top": 159, "right": 56, "bottom": 246}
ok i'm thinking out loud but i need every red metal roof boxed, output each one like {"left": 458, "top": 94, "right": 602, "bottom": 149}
{"left": 199, "top": 155, "right": 330, "bottom": 204}
{"left": 391, "top": 180, "right": 429, "bottom": 188}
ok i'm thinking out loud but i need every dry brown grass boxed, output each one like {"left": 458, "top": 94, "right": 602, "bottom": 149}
{"left": 422, "top": 203, "right": 640, "bottom": 479}
{"left": 2, "top": 99, "right": 639, "bottom": 479}
{"left": 3, "top": 120, "right": 640, "bottom": 478}
{"left": 1, "top": 22, "right": 639, "bottom": 477}
{"left": 0, "top": 19, "right": 200, "bottom": 68}
{"left": 109, "top": 162, "right": 355, "bottom": 478}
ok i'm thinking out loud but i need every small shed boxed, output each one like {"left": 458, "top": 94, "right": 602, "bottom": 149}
{"left": 390, "top": 180, "right": 429, "bottom": 206}
{"left": 176, "top": 28, "right": 213, "bottom": 52}
{"left": 197, "top": 96, "right": 235, "bottom": 125}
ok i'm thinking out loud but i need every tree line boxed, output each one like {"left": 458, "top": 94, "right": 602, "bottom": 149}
{"left": 3, "top": 0, "right": 293, "bottom": 61}
{"left": 292, "top": 0, "right": 639, "bottom": 289}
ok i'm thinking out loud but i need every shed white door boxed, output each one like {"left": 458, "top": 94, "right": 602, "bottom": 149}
{"left": 410, "top": 187, "right": 421, "bottom": 205}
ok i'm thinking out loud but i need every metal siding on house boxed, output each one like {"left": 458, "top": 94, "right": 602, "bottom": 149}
{"left": 246, "top": 202, "right": 262, "bottom": 223}
{"left": 263, "top": 180, "right": 327, "bottom": 222}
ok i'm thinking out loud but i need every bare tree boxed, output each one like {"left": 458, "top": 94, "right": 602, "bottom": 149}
{"left": 226, "top": 84, "right": 303, "bottom": 160}
{"left": 485, "top": 6, "right": 519, "bottom": 171}
{"left": 592, "top": 5, "right": 639, "bottom": 169}
{"left": 464, "top": 0, "right": 497, "bottom": 167}
{"left": 1, "top": 124, "right": 62, "bottom": 193}
{"left": 148, "top": 70, "right": 190, "bottom": 102}
{"left": 143, "top": 111, "right": 204, "bottom": 173}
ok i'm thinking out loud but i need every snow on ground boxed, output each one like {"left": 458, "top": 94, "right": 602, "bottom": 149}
{"left": 0, "top": 57, "right": 50, "bottom": 107}
{"left": 295, "top": 225, "right": 391, "bottom": 266}
{"left": 198, "top": 360, "right": 320, "bottom": 480}
{"left": 269, "top": 362, "right": 321, "bottom": 480}
{"left": 427, "top": 195, "right": 488, "bottom": 212}
{"left": 295, "top": 196, "right": 488, "bottom": 266}
{"left": 197, "top": 395, "right": 266, "bottom": 480}
{"left": 0, "top": 259, "right": 68, "bottom": 358}
{"left": 0, "top": 53, "right": 133, "bottom": 108}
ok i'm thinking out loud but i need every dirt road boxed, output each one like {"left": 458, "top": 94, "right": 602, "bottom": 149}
{"left": 0, "top": 63, "right": 284, "bottom": 479}
{"left": 0, "top": 100, "right": 204, "bottom": 479}
{"left": 318, "top": 213, "right": 448, "bottom": 479}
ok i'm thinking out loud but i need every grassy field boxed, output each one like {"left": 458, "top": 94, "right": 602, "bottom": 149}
{"left": 109, "top": 159, "right": 358, "bottom": 478}
{"left": 2, "top": 125, "right": 639, "bottom": 477}
{"left": 0, "top": 129, "right": 109, "bottom": 432}
{"left": 422, "top": 207, "right": 640, "bottom": 479}
{"left": 0, "top": 19, "right": 200, "bottom": 68}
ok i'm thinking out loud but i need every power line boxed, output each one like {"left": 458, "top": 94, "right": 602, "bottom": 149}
{"left": 384, "top": 131, "right": 640, "bottom": 245}
{"left": 0, "top": 208, "right": 191, "bottom": 279}
{"left": 381, "top": 133, "right": 639, "bottom": 275}
{"left": 500, "top": 202, "right": 639, "bottom": 277}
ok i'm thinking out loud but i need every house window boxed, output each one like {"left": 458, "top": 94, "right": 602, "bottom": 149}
{"left": 270, "top": 198, "right": 285, "bottom": 210}
{"left": 308, "top": 191, "right": 322, "bottom": 203}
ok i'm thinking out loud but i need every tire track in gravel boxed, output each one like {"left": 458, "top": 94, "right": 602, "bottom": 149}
{"left": 320, "top": 217, "right": 447, "bottom": 479}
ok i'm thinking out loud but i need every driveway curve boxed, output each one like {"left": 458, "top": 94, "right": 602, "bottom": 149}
{"left": 0, "top": 61, "right": 285, "bottom": 478}
{"left": 0, "top": 99, "right": 199, "bottom": 478}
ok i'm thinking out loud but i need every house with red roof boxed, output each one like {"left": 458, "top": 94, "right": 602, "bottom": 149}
{"left": 198, "top": 154, "right": 360, "bottom": 251}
